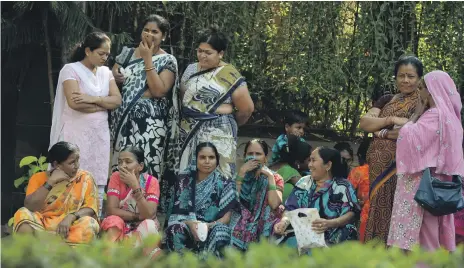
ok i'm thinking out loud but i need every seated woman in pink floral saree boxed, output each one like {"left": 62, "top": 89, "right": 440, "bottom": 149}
{"left": 388, "top": 70, "right": 464, "bottom": 252}
{"left": 101, "top": 147, "right": 161, "bottom": 259}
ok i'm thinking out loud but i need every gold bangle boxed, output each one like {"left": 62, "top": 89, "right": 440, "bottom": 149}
{"left": 145, "top": 66, "right": 155, "bottom": 72}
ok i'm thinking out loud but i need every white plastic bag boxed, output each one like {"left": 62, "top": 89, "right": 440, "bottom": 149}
{"left": 285, "top": 208, "right": 327, "bottom": 255}
{"left": 196, "top": 222, "right": 208, "bottom": 242}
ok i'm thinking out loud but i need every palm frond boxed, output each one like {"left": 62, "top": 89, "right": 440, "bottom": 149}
{"left": 52, "top": 2, "right": 95, "bottom": 45}
{"left": 13, "top": 1, "right": 34, "bottom": 13}
{"left": 104, "top": 2, "right": 133, "bottom": 15}
{"left": 1, "top": 17, "right": 42, "bottom": 50}
{"left": 107, "top": 31, "right": 133, "bottom": 55}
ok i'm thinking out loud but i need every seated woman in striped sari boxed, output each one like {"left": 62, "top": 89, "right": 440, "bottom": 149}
{"left": 164, "top": 142, "right": 238, "bottom": 258}
{"left": 273, "top": 147, "right": 360, "bottom": 251}
{"left": 13, "top": 142, "right": 99, "bottom": 246}
{"left": 101, "top": 146, "right": 161, "bottom": 259}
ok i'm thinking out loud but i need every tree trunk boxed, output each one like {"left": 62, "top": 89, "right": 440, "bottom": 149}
{"left": 43, "top": 10, "right": 55, "bottom": 115}
{"left": 323, "top": 98, "right": 330, "bottom": 128}
{"left": 349, "top": 94, "right": 362, "bottom": 137}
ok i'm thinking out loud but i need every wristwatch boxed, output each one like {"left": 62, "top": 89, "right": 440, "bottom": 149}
{"left": 43, "top": 182, "right": 53, "bottom": 191}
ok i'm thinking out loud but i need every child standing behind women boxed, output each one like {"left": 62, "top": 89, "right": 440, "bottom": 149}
{"left": 269, "top": 110, "right": 309, "bottom": 172}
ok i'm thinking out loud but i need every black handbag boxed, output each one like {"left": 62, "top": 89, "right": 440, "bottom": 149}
{"left": 414, "top": 168, "right": 464, "bottom": 216}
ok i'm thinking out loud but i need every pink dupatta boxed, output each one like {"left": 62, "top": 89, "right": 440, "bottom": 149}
{"left": 397, "top": 70, "right": 464, "bottom": 176}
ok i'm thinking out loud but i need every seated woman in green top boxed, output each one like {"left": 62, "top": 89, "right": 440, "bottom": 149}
{"left": 269, "top": 134, "right": 312, "bottom": 202}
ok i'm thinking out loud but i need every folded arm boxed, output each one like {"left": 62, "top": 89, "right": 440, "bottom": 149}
{"left": 63, "top": 80, "right": 106, "bottom": 113}
{"left": 94, "top": 80, "right": 122, "bottom": 110}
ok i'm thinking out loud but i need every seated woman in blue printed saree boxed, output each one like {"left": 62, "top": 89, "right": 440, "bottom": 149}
{"left": 164, "top": 25, "right": 254, "bottom": 186}
{"left": 110, "top": 14, "right": 178, "bottom": 191}
{"left": 163, "top": 142, "right": 238, "bottom": 258}
{"left": 230, "top": 139, "right": 284, "bottom": 251}
{"left": 273, "top": 147, "right": 360, "bottom": 250}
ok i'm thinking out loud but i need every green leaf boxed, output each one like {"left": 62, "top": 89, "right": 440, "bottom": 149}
{"left": 38, "top": 156, "right": 47, "bottom": 165}
{"left": 8, "top": 217, "right": 14, "bottom": 226}
{"left": 40, "top": 163, "right": 49, "bottom": 171}
{"left": 19, "top": 156, "right": 38, "bottom": 168}
{"left": 29, "top": 165, "right": 41, "bottom": 175}
{"left": 14, "top": 176, "right": 27, "bottom": 188}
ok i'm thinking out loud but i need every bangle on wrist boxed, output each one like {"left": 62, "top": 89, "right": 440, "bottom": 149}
{"left": 268, "top": 184, "right": 277, "bottom": 191}
{"left": 43, "top": 182, "right": 53, "bottom": 191}
{"left": 382, "top": 129, "right": 388, "bottom": 139}
{"left": 132, "top": 188, "right": 142, "bottom": 195}
{"left": 145, "top": 66, "right": 155, "bottom": 72}
{"left": 378, "top": 129, "right": 388, "bottom": 139}
{"left": 235, "top": 175, "right": 244, "bottom": 183}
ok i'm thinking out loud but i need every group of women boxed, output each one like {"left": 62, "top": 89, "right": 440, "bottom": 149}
{"left": 11, "top": 13, "right": 464, "bottom": 258}
{"left": 46, "top": 14, "right": 254, "bottom": 216}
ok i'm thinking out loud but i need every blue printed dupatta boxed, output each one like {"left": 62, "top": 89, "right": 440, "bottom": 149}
{"left": 167, "top": 167, "right": 237, "bottom": 225}
{"left": 163, "top": 167, "right": 238, "bottom": 257}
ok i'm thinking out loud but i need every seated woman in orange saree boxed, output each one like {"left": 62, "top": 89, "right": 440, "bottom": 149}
{"left": 101, "top": 147, "right": 161, "bottom": 259}
{"left": 13, "top": 142, "right": 100, "bottom": 246}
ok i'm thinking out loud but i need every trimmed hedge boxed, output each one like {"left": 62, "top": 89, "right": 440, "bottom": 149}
{"left": 1, "top": 233, "right": 463, "bottom": 268}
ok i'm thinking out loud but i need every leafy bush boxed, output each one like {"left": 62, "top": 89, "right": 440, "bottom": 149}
{"left": 8, "top": 155, "right": 49, "bottom": 227}
{"left": 2, "top": 233, "right": 463, "bottom": 268}
{"left": 14, "top": 155, "right": 49, "bottom": 190}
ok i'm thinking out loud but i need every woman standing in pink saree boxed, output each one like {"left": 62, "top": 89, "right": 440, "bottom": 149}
{"left": 50, "top": 32, "right": 122, "bottom": 216}
{"left": 387, "top": 70, "right": 464, "bottom": 251}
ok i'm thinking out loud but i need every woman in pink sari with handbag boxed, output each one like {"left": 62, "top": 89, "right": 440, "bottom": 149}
{"left": 101, "top": 146, "right": 162, "bottom": 259}
{"left": 388, "top": 70, "right": 464, "bottom": 251}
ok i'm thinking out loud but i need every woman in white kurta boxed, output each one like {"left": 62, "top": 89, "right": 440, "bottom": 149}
{"left": 49, "top": 32, "right": 122, "bottom": 216}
